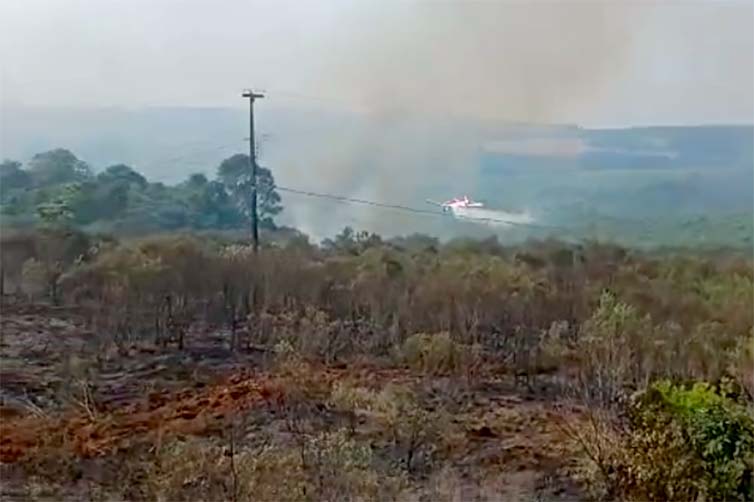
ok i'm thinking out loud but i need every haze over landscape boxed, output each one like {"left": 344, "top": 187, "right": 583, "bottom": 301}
{"left": 3, "top": 0, "right": 753, "bottom": 124}
{"left": 2, "top": 1, "right": 753, "bottom": 244}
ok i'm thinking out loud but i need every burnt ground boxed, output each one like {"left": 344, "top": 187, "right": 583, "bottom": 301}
{"left": 0, "top": 302, "right": 586, "bottom": 501}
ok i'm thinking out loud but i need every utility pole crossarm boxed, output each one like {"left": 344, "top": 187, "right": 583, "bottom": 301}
{"left": 242, "top": 89, "right": 264, "bottom": 252}
{"left": 242, "top": 90, "right": 265, "bottom": 100}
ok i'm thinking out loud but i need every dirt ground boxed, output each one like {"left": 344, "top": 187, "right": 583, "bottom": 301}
{"left": 0, "top": 302, "right": 586, "bottom": 501}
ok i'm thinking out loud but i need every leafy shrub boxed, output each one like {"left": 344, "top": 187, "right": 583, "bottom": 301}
{"left": 628, "top": 380, "right": 754, "bottom": 501}
{"left": 572, "top": 380, "right": 754, "bottom": 501}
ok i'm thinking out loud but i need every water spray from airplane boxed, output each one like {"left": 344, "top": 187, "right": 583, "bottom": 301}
{"left": 426, "top": 195, "right": 535, "bottom": 228}
{"left": 425, "top": 195, "right": 484, "bottom": 213}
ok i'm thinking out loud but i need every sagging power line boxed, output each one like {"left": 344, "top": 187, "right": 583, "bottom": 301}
{"left": 274, "top": 185, "right": 569, "bottom": 230}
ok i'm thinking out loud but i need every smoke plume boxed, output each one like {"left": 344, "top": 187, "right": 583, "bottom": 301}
{"left": 276, "top": 2, "right": 649, "bottom": 238}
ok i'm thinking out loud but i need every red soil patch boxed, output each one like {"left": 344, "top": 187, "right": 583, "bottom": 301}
{"left": 0, "top": 371, "right": 286, "bottom": 462}
{"left": 0, "top": 364, "right": 399, "bottom": 463}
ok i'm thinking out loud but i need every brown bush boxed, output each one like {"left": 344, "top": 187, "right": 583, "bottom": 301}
{"left": 147, "top": 429, "right": 405, "bottom": 502}
{"left": 13, "top": 229, "right": 753, "bottom": 394}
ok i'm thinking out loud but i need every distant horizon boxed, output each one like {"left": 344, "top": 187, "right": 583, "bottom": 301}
{"left": 3, "top": 103, "right": 753, "bottom": 131}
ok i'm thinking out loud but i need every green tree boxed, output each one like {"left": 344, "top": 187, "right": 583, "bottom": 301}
{"left": 0, "top": 161, "right": 33, "bottom": 218}
{"left": 216, "top": 154, "right": 282, "bottom": 229}
{"left": 322, "top": 227, "right": 382, "bottom": 255}
{"left": 186, "top": 172, "right": 208, "bottom": 188}
{"left": 180, "top": 173, "right": 244, "bottom": 229}
{"left": 0, "top": 160, "right": 31, "bottom": 197}
{"left": 27, "top": 149, "right": 92, "bottom": 187}
{"left": 35, "top": 183, "right": 84, "bottom": 226}
{"left": 64, "top": 164, "right": 148, "bottom": 224}
{"left": 97, "top": 164, "right": 147, "bottom": 189}
{"left": 71, "top": 180, "right": 130, "bottom": 224}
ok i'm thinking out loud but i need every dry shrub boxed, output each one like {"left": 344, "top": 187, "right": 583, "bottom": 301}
{"left": 574, "top": 289, "right": 752, "bottom": 406}
{"left": 256, "top": 307, "right": 372, "bottom": 364}
{"left": 397, "top": 332, "right": 480, "bottom": 376}
{"left": 290, "top": 428, "right": 405, "bottom": 501}
{"left": 676, "top": 320, "right": 740, "bottom": 382}
{"left": 372, "top": 383, "right": 451, "bottom": 474}
{"left": 148, "top": 439, "right": 230, "bottom": 502}
{"left": 0, "top": 229, "right": 38, "bottom": 295}
{"left": 729, "top": 333, "right": 754, "bottom": 399}
{"left": 329, "top": 380, "right": 379, "bottom": 435}
{"left": 11, "top": 227, "right": 752, "bottom": 401}
{"left": 20, "top": 257, "right": 48, "bottom": 300}
{"left": 270, "top": 343, "right": 332, "bottom": 405}
{"left": 328, "top": 380, "right": 452, "bottom": 475}
{"left": 558, "top": 407, "right": 634, "bottom": 501}
{"left": 19, "top": 427, "right": 80, "bottom": 486}
{"left": 614, "top": 257, "right": 753, "bottom": 384}
{"left": 296, "top": 307, "right": 349, "bottom": 363}
{"left": 575, "top": 291, "right": 653, "bottom": 407}
{"left": 10, "top": 227, "right": 92, "bottom": 303}
{"left": 267, "top": 345, "right": 346, "bottom": 446}
{"left": 59, "top": 358, "right": 100, "bottom": 421}
{"left": 148, "top": 430, "right": 405, "bottom": 502}
{"left": 329, "top": 381, "right": 378, "bottom": 412}
{"left": 538, "top": 320, "right": 576, "bottom": 372}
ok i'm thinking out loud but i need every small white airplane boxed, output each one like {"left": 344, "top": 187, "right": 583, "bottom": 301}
{"left": 426, "top": 195, "right": 485, "bottom": 213}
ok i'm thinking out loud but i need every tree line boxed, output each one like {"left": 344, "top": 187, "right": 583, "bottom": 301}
{"left": 0, "top": 148, "right": 283, "bottom": 233}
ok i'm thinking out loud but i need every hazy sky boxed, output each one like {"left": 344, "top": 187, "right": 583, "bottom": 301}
{"left": 1, "top": 0, "right": 752, "bottom": 126}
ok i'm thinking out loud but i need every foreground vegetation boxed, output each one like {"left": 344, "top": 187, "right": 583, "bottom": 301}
{"left": 1, "top": 225, "right": 752, "bottom": 500}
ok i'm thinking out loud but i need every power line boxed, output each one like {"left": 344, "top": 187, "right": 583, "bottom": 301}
{"left": 275, "top": 185, "right": 569, "bottom": 230}
{"left": 259, "top": 88, "right": 354, "bottom": 107}
{"left": 277, "top": 186, "right": 441, "bottom": 216}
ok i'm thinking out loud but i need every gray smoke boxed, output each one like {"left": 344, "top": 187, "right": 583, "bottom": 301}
{"left": 275, "top": 2, "right": 645, "bottom": 237}
{"left": 273, "top": 1, "right": 752, "bottom": 239}
{"left": 318, "top": 2, "right": 644, "bottom": 122}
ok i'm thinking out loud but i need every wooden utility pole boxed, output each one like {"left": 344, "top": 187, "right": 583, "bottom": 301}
{"left": 242, "top": 89, "right": 264, "bottom": 252}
